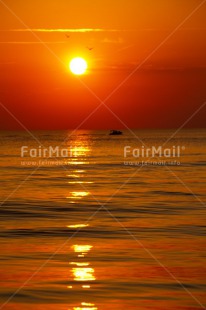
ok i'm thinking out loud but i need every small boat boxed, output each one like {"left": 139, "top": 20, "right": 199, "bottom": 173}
{"left": 109, "top": 130, "right": 123, "bottom": 136}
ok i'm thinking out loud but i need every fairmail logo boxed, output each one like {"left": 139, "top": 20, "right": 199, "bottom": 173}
{"left": 124, "top": 145, "right": 185, "bottom": 158}
{"left": 21, "top": 146, "right": 72, "bottom": 158}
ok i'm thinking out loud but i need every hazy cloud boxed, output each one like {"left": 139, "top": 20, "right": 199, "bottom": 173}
{"left": 10, "top": 28, "right": 119, "bottom": 33}
{"left": 0, "top": 41, "right": 65, "bottom": 44}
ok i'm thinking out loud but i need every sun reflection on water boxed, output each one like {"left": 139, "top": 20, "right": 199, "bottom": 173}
{"left": 72, "top": 245, "right": 93, "bottom": 253}
{"left": 73, "top": 301, "right": 98, "bottom": 310}
{"left": 67, "top": 241, "right": 98, "bottom": 309}
{"left": 68, "top": 181, "right": 93, "bottom": 184}
{"left": 69, "top": 244, "right": 96, "bottom": 289}
{"left": 65, "top": 143, "right": 91, "bottom": 165}
{"left": 71, "top": 146, "right": 90, "bottom": 157}
{"left": 67, "top": 160, "right": 88, "bottom": 165}
{"left": 66, "top": 136, "right": 97, "bottom": 309}
{"left": 67, "top": 224, "right": 89, "bottom": 229}
{"left": 72, "top": 267, "right": 95, "bottom": 282}
{"left": 70, "top": 262, "right": 89, "bottom": 267}
{"left": 67, "top": 191, "right": 90, "bottom": 199}
{"left": 67, "top": 174, "right": 81, "bottom": 178}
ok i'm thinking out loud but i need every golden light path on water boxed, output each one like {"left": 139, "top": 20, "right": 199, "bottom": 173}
{"left": 68, "top": 181, "right": 93, "bottom": 184}
{"left": 68, "top": 191, "right": 90, "bottom": 199}
{"left": 66, "top": 145, "right": 91, "bottom": 165}
{"left": 67, "top": 224, "right": 89, "bottom": 229}
{"left": 70, "top": 244, "right": 96, "bottom": 282}
{"left": 72, "top": 267, "right": 95, "bottom": 282}
{"left": 68, "top": 244, "right": 97, "bottom": 309}
{"left": 66, "top": 135, "right": 98, "bottom": 310}
{"left": 73, "top": 302, "right": 98, "bottom": 310}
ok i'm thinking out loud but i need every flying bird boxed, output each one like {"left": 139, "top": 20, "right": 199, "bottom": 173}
{"left": 65, "top": 34, "right": 70, "bottom": 38}
{"left": 87, "top": 47, "right": 94, "bottom": 51}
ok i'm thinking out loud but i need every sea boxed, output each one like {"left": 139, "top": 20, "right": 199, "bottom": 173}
{"left": 0, "top": 129, "right": 206, "bottom": 310}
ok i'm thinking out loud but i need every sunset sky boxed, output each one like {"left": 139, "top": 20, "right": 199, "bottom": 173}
{"left": 0, "top": 0, "right": 206, "bottom": 130}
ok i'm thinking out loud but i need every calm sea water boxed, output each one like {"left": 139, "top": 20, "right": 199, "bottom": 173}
{"left": 0, "top": 129, "right": 206, "bottom": 310}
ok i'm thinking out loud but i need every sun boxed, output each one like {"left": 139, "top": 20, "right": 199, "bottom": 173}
{"left": 69, "top": 57, "right": 88, "bottom": 75}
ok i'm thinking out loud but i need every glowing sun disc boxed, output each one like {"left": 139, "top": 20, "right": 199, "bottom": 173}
{"left": 69, "top": 57, "right": 87, "bottom": 75}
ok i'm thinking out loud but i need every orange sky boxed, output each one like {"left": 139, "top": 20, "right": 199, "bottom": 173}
{"left": 0, "top": 0, "right": 206, "bottom": 129}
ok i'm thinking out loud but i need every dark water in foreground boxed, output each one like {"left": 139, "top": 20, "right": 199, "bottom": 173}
{"left": 0, "top": 130, "right": 206, "bottom": 310}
